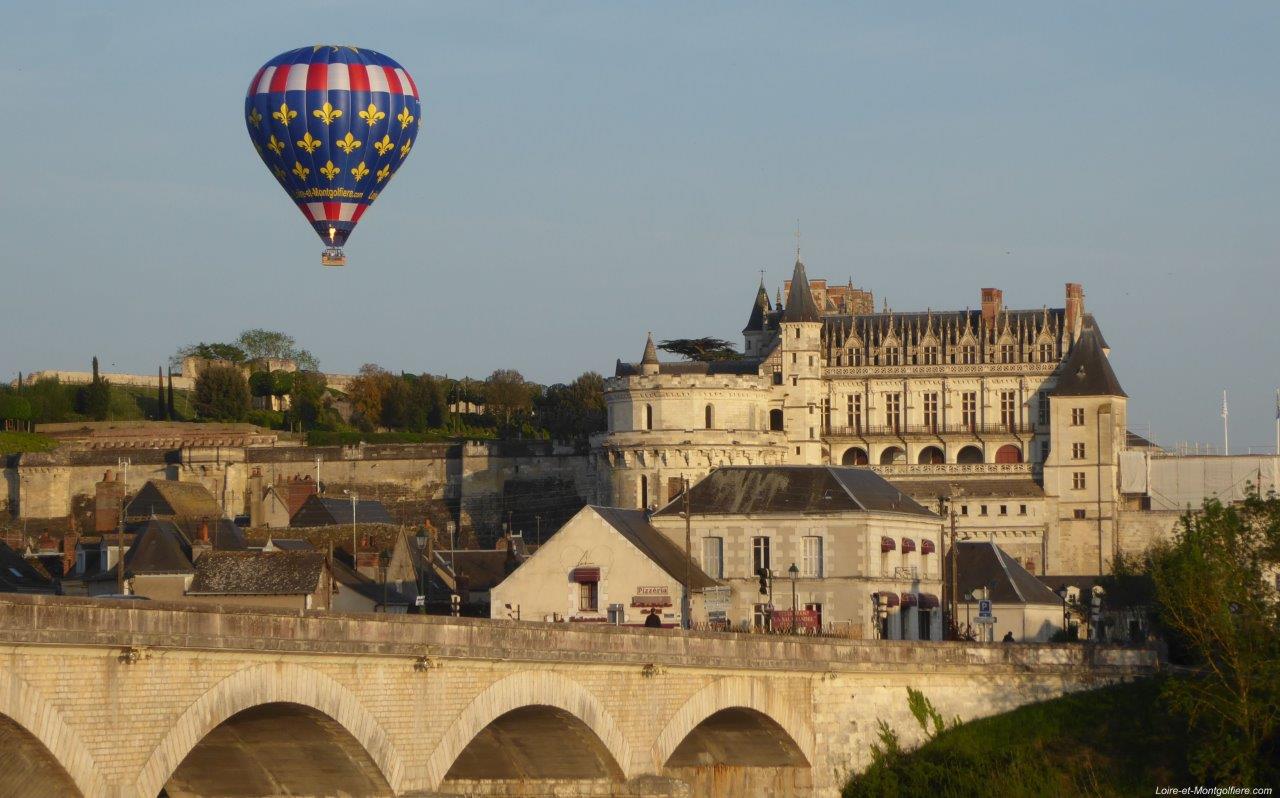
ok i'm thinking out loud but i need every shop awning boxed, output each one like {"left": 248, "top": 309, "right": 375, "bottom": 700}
{"left": 880, "top": 536, "right": 896, "bottom": 553}
{"left": 921, "top": 539, "right": 936, "bottom": 555}
{"left": 873, "top": 591, "right": 900, "bottom": 607}
{"left": 918, "top": 593, "right": 940, "bottom": 609}
{"left": 901, "top": 538, "right": 917, "bottom": 554}
{"left": 571, "top": 566, "right": 600, "bottom": 583}
{"left": 900, "top": 592, "right": 919, "bottom": 607}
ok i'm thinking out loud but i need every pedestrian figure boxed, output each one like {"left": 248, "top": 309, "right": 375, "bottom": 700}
{"left": 644, "top": 611, "right": 662, "bottom": 628}
{"left": 1002, "top": 631, "right": 1015, "bottom": 643}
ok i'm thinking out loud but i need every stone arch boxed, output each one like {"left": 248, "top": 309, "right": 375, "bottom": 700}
{"left": 956, "top": 444, "right": 984, "bottom": 464}
{"left": 840, "top": 446, "right": 868, "bottom": 466}
{"left": 0, "top": 670, "right": 105, "bottom": 798}
{"left": 879, "top": 445, "right": 906, "bottom": 465}
{"left": 995, "top": 444, "right": 1023, "bottom": 463}
{"left": 134, "top": 662, "right": 406, "bottom": 798}
{"left": 917, "top": 445, "right": 945, "bottom": 465}
{"left": 653, "top": 676, "right": 814, "bottom": 771}
{"left": 425, "top": 670, "right": 635, "bottom": 788}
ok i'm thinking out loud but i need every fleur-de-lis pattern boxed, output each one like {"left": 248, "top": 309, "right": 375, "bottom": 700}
{"left": 245, "top": 46, "right": 422, "bottom": 250}
{"left": 312, "top": 102, "right": 343, "bottom": 125}
{"left": 335, "top": 132, "right": 361, "bottom": 155}
{"left": 296, "top": 132, "right": 322, "bottom": 154}
{"left": 359, "top": 103, "right": 386, "bottom": 127}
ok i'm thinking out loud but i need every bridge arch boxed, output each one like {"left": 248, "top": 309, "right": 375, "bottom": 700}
{"left": 0, "top": 670, "right": 106, "bottom": 798}
{"left": 425, "top": 670, "right": 635, "bottom": 787}
{"left": 134, "top": 662, "right": 406, "bottom": 798}
{"left": 653, "top": 676, "right": 814, "bottom": 770}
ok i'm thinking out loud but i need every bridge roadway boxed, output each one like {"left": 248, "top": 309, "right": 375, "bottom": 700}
{"left": 0, "top": 595, "right": 1158, "bottom": 797}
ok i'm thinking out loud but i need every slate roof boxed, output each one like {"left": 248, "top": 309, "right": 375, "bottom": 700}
{"left": 0, "top": 542, "right": 58, "bottom": 594}
{"left": 1051, "top": 327, "right": 1126, "bottom": 398}
{"left": 126, "top": 480, "right": 223, "bottom": 519}
{"left": 331, "top": 558, "right": 410, "bottom": 606}
{"left": 957, "top": 541, "right": 1062, "bottom": 605}
{"left": 888, "top": 478, "right": 1045, "bottom": 501}
{"left": 124, "top": 519, "right": 194, "bottom": 575}
{"left": 187, "top": 551, "right": 325, "bottom": 595}
{"left": 440, "top": 549, "right": 523, "bottom": 591}
{"left": 263, "top": 538, "right": 315, "bottom": 551}
{"left": 592, "top": 506, "right": 719, "bottom": 590}
{"left": 653, "top": 466, "right": 935, "bottom": 518}
{"left": 780, "top": 260, "right": 822, "bottom": 323}
{"left": 742, "top": 280, "right": 772, "bottom": 333}
{"left": 614, "top": 359, "right": 763, "bottom": 377}
{"left": 290, "top": 495, "right": 394, "bottom": 527}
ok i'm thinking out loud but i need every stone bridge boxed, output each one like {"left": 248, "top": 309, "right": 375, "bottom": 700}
{"left": 0, "top": 595, "right": 1157, "bottom": 797}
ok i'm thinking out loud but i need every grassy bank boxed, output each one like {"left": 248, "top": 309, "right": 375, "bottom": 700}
{"left": 0, "top": 431, "right": 60, "bottom": 454}
{"left": 844, "top": 678, "right": 1191, "bottom": 798}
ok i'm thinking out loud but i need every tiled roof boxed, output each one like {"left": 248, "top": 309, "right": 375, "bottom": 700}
{"left": 1051, "top": 328, "right": 1125, "bottom": 398}
{"left": 591, "top": 506, "right": 719, "bottom": 590}
{"left": 957, "top": 541, "right": 1062, "bottom": 605}
{"left": 0, "top": 542, "right": 58, "bottom": 594}
{"left": 654, "top": 466, "right": 935, "bottom": 518}
{"left": 290, "top": 496, "right": 393, "bottom": 527}
{"left": 124, "top": 519, "right": 194, "bottom": 575}
{"left": 126, "top": 480, "right": 223, "bottom": 519}
{"left": 187, "top": 551, "right": 324, "bottom": 595}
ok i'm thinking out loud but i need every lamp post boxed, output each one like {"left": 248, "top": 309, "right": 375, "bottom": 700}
{"left": 787, "top": 563, "right": 799, "bottom": 635}
{"left": 116, "top": 458, "right": 130, "bottom": 595}
{"left": 343, "top": 489, "right": 358, "bottom": 563}
{"left": 1056, "top": 585, "right": 1069, "bottom": 640}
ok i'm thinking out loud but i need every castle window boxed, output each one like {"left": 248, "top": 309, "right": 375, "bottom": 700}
{"left": 999, "top": 505, "right": 1007, "bottom": 515}
{"left": 1071, "top": 408, "right": 1086, "bottom": 426}
{"left": 772, "top": 368, "right": 783, "bottom": 385}
{"left": 645, "top": 404, "right": 653, "bottom": 430}
{"left": 885, "top": 393, "right": 902, "bottom": 433}
{"left": 703, "top": 537, "right": 724, "bottom": 579}
{"left": 1072, "top": 472, "right": 1086, "bottom": 490}
{"left": 923, "top": 345, "right": 939, "bottom": 365}
{"left": 885, "top": 349, "right": 900, "bottom": 366}
{"left": 1040, "top": 342, "right": 1054, "bottom": 362}
{"left": 962, "top": 345, "right": 976, "bottom": 365}
{"left": 1000, "top": 344, "right": 1016, "bottom": 363}
{"left": 640, "top": 475, "right": 649, "bottom": 508}
{"left": 923, "top": 392, "right": 939, "bottom": 432}
{"left": 979, "top": 504, "right": 988, "bottom": 516}
{"left": 769, "top": 409, "right": 784, "bottom": 431}
{"left": 795, "top": 328, "right": 801, "bottom": 339}
{"left": 809, "top": 355, "right": 815, "bottom": 367}
{"left": 1040, "top": 441, "right": 1051, "bottom": 461}
{"left": 961, "top": 392, "right": 977, "bottom": 431}
{"left": 752, "top": 536, "right": 771, "bottom": 574}
{"left": 792, "top": 353, "right": 797, "bottom": 364}
{"left": 1019, "top": 504, "right": 1027, "bottom": 515}
{"left": 705, "top": 405, "right": 714, "bottom": 429}
{"left": 1074, "top": 508, "right": 1087, "bottom": 519}
{"left": 1000, "top": 391, "right": 1017, "bottom": 430}
{"left": 847, "top": 394, "right": 862, "bottom": 432}
{"left": 1038, "top": 393, "right": 1049, "bottom": 425}
{"left": 1072, "top": 443, "right": 1085, "bottom": 460}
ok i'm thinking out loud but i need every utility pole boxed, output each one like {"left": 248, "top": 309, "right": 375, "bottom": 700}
{"left": 947, "top": 497, "right": 959, "bottom": 640}
{"left": 1222, "top": 390, "right": 1230, "bottom": 456}
{"left": 682, "top": 475, "right": 691, "bottom": 630}
{"left": 344, "top": 490, "right": 358, "bottom": 565}
{"left": 117, "top": 458, "right": 130, "bottom": 595}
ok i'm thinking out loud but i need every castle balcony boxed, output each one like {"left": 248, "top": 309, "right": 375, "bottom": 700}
{"left": 825, "top": 422, "right": 1035, "bottom": 439}
{"left": 869, "top": 462, "right": 1035, "bottom": 478}
{"left": 592, "top": 428, "right": 786, "bottom": 450}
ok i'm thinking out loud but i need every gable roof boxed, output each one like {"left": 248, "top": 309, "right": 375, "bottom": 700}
{"left": 653, "top": 466, "right": 935, "bottom": 518}
{"left": 957, "top": 541, "right": 1062, "bottom": 605}
{"left": 1051, "top": 327, "right": 1126, "bottom": 398}
{"left": 186, "top": 551, "right": 325, "bottom": 595}
{"left": 590, "top": 506, "right": 719, "bottom": 590}
{"left": 0, "top": 542, "right": 58, "bottom": 594}
{"left": 289, "top": 495, "right": 393, "bottom": 527}
{"left": 124, "top": 519, "right": 194, "bottom": 575}
{"left": 331, "top": 558, "right": 410, "bottom": 606}
{"left": 126, "top": 480, "right": 223, "bottom": 519}
{"left": 441, "top": 549, "right": 523, "bottom": 591}
{"left": 780, "top": 260, "right": 822, "bottom": 323}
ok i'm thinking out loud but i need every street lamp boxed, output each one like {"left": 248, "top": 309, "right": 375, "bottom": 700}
{"left": 1056, "top": 585, "right": 1069, "bottom": 640}
{"left": 787, "top": 563, "right": 799, "bottom": 635}
{"left": 342, "top": 489, "right": 358, "bottom": 564}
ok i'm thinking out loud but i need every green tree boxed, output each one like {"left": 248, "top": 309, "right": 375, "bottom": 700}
{"left": 248, "top": 370, "right": 274, "bottom": 398}
{"left": 166, "top": 369, "right": 176, "bottom": 419}
{"left": 288, "top": 371, "right": 329, "bottom": 430}
{"left": 194, "top": 363, "right": 250, "bottom": 421}
{"left": 536, "top": 371, "right": 606, "bottom": 448}
{"left": 1148, "top": 490, "right": 1280, "bottom": 784}
{"left": 235, "top": 329, "right": 320, "bottom": 371}
{"left": 24, "top": 377, "right": 74, "bottom": 423}
{"left": 484, "top": 369, "right": 535, "bottom": 432}
{"left": 172, "top": 342, "right": 247, "bottom": 368}
{"left": 0, "top": 393, "right": 32, "bottom": 430}
{"left": 157, "top": 366, "right": 168, "bottom": 420}
{"left": 658, "top": 337, "right": 742, "bottom": 361}
{"left": 405, "top": 373, "right": 446, "bottom": 430}
{"left": 78, "top": 356, "right": 111, "bottom": 421}
{"left": 346, "top": 364, "right": 394, "bottom": 431}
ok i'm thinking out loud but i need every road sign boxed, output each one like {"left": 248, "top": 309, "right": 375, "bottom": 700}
{"left": 978, "top": 599, "right": 992, "bottom": 618}
{"left": 974, "top": 615, "right": 996, "bottom": 624}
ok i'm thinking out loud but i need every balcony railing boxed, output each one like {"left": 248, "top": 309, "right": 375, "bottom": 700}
{"left": 870, "top": 462, "right": 1035, "bottom": 476}
{"left": 825, "top": 421, "right": 1035, "bottom": 437}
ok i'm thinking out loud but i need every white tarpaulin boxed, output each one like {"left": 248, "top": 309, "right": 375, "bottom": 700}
{"left": 1146, "top": 455, "right": 1279, "bottom": 511}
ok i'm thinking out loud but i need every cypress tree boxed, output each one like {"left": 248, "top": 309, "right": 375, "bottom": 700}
{"left": 158, "top": 367, "right": 167, "bottom": 420}
{"left": 167, "top": 369, "right": 176, "bottom": 420}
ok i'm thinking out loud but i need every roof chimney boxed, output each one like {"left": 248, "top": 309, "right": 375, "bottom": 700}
{"left": 197, "top": 520, "right": 210, "bottom": 543}
{"left": 1065, "top": 283, "right": 1084, "bottom": 340}
{"left": 980, "top": 288, "right": 1003, "bottom": 325}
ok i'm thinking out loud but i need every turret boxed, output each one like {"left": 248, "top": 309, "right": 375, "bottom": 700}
{"left": 640, "top": 333, "right": 659, "bottom": 376}
{"left": 742, "top": 279, "right": 773, "bottom": 356}
{"left": 779, "top": 259, "right": 824, "bottom": 463}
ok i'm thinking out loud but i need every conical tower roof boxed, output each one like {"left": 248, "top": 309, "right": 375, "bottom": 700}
{"left": 781, "top": 259, "right": 821, "bottom": 323}
{"left": 641, "top": 333, "right": 659, "bottom": 365}
{"left": 742, "top": 279, "right": 772, "bottom": 333}
{"left": 1051, "top": 327, "right": 1125, "bottom": 397}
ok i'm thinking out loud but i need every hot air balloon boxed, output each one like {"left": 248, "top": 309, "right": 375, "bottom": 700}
{"left": 245, "top": 46, "right": 421, "bottom": 267}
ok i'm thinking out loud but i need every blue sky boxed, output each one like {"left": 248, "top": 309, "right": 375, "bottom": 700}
{"left": 1, "top": 3, "right": 1277, "bottom": 449}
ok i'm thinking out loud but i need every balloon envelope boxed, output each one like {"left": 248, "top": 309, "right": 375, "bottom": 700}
{"left": 245, "top": 46, "right": 421, "bottom": 259}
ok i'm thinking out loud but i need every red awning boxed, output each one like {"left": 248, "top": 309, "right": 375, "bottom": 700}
{"left": 571, "top": 566, "right": 600, "bottom": 583}
{"left": 918, "top": 593, "right": 940, "bottom": 609}
{"left": 901, "top": 538, "right": 917, "bottom": 554}
{"left": 900, "top": 592, "right": 919, "bottom": 607}
{"left": 880, "top": 536, "right": 896, "bottom": 553}
{"left": 873, "top": 591, "right": 900, "bottom": 607}
{"left": 921, "top": 539, "right": 936, "bottom": 555}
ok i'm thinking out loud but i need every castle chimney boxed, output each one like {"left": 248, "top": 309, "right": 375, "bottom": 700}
{"left": 94, "top": 471, "right": 124, "bottom": 534}
{"left": 1065, "top": 283, "right": 1084, "bottom": 340}
{"left": 980, "top": 288, "right": 1003, "bottom": 325}
{"left": 198, "top": 520, "right": 210, "bottom": 543}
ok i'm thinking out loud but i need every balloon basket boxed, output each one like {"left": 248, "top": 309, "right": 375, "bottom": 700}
{"left": 321, "top": 247, "right": 347, "bottom": 267}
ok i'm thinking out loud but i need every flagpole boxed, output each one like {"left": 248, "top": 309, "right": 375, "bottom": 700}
{"left": 1274, "top": 388, "right": 1279, "bottom": 457}
{"left": 1221, "top": 390, "right": 1229, "bottom": 456}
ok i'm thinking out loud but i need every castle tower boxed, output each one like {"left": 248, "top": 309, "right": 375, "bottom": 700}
{"left": 1042, "top": 325, "right": 1127, "bottom": 574}
{"left": 779, "top": 259, "right": 824, "bottom": 464}
{"left": 742, "top": 279, "right": 773, "bottom": 356}
{"left": 640, "top": 333, "right": 659, "bottom": 376}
